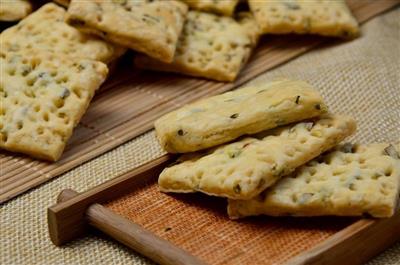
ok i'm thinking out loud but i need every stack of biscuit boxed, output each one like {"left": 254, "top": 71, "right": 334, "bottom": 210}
{"left": 0, "top": 0, "right": 363, "bottom": 162}
{"left": 154, "top": 79, "right": 400, "bottom": 219}
{"left": 60, "top": 0, "right": 359, "bottom": 82}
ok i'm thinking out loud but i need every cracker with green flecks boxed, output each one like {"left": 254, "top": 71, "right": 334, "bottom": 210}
{"left": 228, "top": 143, "right": 400, "bottom": 219}
{"left": 155, "top": 79, "right": 328, "bottom": 153}
{"left": 135, "top": 11, "right": 259, "bottom": 82}
{"left": 0, "top": 50, "right": 108, "bottom": 161}
{"left": 249, "top": 0, "right": 359, "bottom": 38}
{"left": 66, "top": 0, "right": 188, "bottom": 63}
{"left": 158, "top": 115, "right": 356, "bottom": 200}
{"left": 0, "top": 3, "right": 125, "bottom": 64}
{"left": 0, "top": 0, "right": 31, "bottom": 21}
{"left": 181, "top": 0, "right": 239, "bottom": 16}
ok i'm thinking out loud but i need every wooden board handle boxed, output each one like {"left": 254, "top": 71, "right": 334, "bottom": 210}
{"left": 54, "top": 189, "right": 206, "bottom": 265}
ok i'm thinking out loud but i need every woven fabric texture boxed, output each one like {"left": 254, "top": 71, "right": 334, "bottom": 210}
{"left": 1, "top": 8, "right": 399, "bottom": 265}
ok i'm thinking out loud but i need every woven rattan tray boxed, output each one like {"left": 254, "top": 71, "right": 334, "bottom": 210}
{"left": 2, "top": 0, "right": 398, "bottom": 204}
{"left": 48, "top": 155, "right": 400, "bottom": 265}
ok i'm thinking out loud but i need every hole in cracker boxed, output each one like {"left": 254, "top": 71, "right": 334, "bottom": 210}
{"left": 23, "top": 90, "right": 35, "bottom": 98}
{"left": 58, "top": 112, "right": 70, "bottom": 124}
{"left": 26, "top": 76, "right": 37, "bottom": 86}
{"left": 214, "top": 44, "right": 223, "bottom": 51}
{"left": 43, "top": 112, "right": 49, "bottom": 122}
{"left": 37, "top": 127, "right": 44, "bottom": 135}
{"left": 1, "top": 132, "right": 8, "bottom": 142}
{"left": 72, "top": 87, "right": 82, "bottom": 99}
{"left": 16, "top": 121, "right": 23, "bottom": 130}
{"left": 384, "top": 168, "right": 393, "bottom": 177}
{"left": 349, "top": 183, "right": 356, "bottom": 191}
{"left": 53, "top": 98, "right": 65, "bottom": 109}
{"left": 7, "top": 68, "right": 16, "bottom": 76}
{"left": 29, "top": 59, "right": 41, "bottom": 71}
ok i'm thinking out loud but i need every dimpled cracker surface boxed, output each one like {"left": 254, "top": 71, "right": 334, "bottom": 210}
{"left": 0, "top": 0, "right": 31, "bottom": 21}
{"left": 66, "top": 0, "right": 188, "bottom": 63}
{"left": 135, "top": 11, "right": 259, "bottom": 81}
{"left": 159, "top": 115, "right": 356, "bottom": 200}
{"left": 155, "top": 79, "right": 328, "bottom": 153}
{"left": 228, "top": 143, "right": 400, "bottom": 219}
{"left": 0, "top": 51, "right": 108, "bottom": 161}
{"left": 249, "top": 0, "right": 359, "bottom": 38}
{"left": 181, "top": 0, "right": 239, "bottom": 16}
{"left": 0, "top": 3, "right": 125, "bottom": 64}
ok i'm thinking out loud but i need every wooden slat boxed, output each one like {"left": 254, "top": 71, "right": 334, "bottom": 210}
{"left": 1, "top": 0, "right": 398, "bottom": 203}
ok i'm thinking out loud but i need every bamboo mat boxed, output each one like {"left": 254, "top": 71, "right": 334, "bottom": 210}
{"left": 1, "top": 8, "right": 399, "bottom": 265}
{"left": 0, "top": 0, "right": 398, "bottom": 203}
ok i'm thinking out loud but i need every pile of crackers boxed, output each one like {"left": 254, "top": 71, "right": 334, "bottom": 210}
{"left": 0, "top": 0, "right": 361, "bottom": 162}
{"left": 0, "top": 0, "right": 398, "bottom": 219}
{"left": 155, "top": 79, "right": 400, "bottom": 219}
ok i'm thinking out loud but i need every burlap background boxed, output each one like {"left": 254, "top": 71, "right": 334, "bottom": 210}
{"left": 1, "top": 8, "right": 399, "bottom": 265}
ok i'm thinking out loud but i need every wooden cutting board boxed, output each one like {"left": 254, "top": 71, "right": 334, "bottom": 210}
{"left": 1, "top": 0, "right": 399, "bottom": 203}
{"left": 48, "top": 155, "right": 400, "bottom": 265}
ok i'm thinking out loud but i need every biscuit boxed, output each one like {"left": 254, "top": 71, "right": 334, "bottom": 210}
{"left": 181, "top": 0, "right": 239, "bottom": 16}
{"left": 158, "top": 115, "right": 356, "bottom": 200}
{"left": 0, "top": 0, "right": 31, "bottom": 21}
{"left": 228, "top": 143, "right": 400, "bottom": 218}
{"left": 249, "top": 0, "right": 359, "bottom": 38}
{"left": 0, "top": 3, "right": 125, "bottom": 64}
{"left": 0, "top": 50, "right": 108, "bottom": 161}
{"left": 155, "top": 79, "right": 328, "bottom": 153}
{"left": 66, "top": 0, "right": 188, "bottom": 63}
{"left": 135, "top": 11, "right": 259, "bottom": 82}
